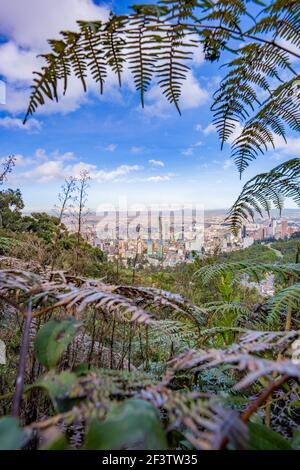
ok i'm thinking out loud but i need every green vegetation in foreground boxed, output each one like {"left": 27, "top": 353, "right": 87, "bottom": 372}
{"left": 1, "top": 184, "right": 300, "bottom": 450}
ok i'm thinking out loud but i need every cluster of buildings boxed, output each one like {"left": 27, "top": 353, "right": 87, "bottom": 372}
{"left": 203, "top": 215, "right": 299, "bottom": 255}
{"left": 78, "top": 210, "right": 300, "bottom": 268}
{"left": 240, "top": 274, "right": 275, "bottom": 297}
{"left": 90, "top": 209, "right": 204, "bottom": 267}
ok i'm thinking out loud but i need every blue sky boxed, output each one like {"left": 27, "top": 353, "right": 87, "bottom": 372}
{"left": 0, "top": 0, "right": 299, "bottom": 213}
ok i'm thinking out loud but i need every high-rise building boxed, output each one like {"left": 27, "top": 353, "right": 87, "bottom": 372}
{"left": 147, "top": 239, "right": 153, "bottom": 255}
{"left": 157, "top": 240, "right": 163, "bottom": 259}
{"left": 281, "top": 219, "right": 288, "bottom": 239}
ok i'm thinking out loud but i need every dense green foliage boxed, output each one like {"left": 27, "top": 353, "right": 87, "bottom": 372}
{"left": 0, "top": 186, "right": 106, "bottom": 276}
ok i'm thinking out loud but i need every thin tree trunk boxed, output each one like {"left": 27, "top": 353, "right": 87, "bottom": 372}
{"left": 12, "top": 299, "right": 32, "bottom": 417}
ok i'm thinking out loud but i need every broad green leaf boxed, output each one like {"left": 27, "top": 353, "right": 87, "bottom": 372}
{"left": 84, "top": 399, "right": 167, "bottom": 450}
{"left": 291, "top": 429, "right": 300, "bottom": 450}
{"left": 35, "top": 318, "right": 82, "bottom": 368}
{"left": 248, "top": 422, "right": 292, "bottom": 450}
{"left": 34, "top": 370, "right": 78, "bottom": 412}
{"left": 42, "top": 434, "right": 70, "bottom": 450}
{"left": 0, "top": 417, "right": 25, "bottom": 450}
{"left": 73, "top": 363, "right": 89, "bottom": 376}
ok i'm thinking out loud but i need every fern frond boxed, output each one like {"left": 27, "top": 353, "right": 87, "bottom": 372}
{"left": 126, "top": 6, "right": 162, "bottom": 107}
{"left": 113, "top": 285, "right": 207, "bottom": 325}
{"left": 78, "top": 21, "right": 107, "bottom": 94}
{"left": 238, "top": 328, "right": 300, "bottom": 353}
{"left": 0, "top": 269, "right": 41, "bottom": 292}
{"left": 47, "top": 39, "right": 72, "bottom": 95}
{"left": 156, "top": 28, "right": 195, "bottom": 114}
{"left": 267, "top": 282, "right": 300, "bottom": 324}
{"left": 24, "top": 56, "right": 59, "bottom": 123}
{"left": 227, "top": 158, "right": 300, "bottom": 233}
{"left": 195, "top": 259, "right": 300, "bottom": 284}
{"left": 212, "top": 42, "right": 297, "bottom": 150}
{"left": 141, "top": 386, "right": 249, "bottom": 450}
{"left": 0, "top": 269, "right": 205, "bottom": 327}
{"left": 231, "top": 74, "right": 300, "bottom": 174}
{"left": 103, "top": 15, "right": 126, "bottom": 87}
{"left": 60, "top": 31, "right": 87, "bottom": 92}
{"left": 23, "top": 0, "right": 300, "bottom": 171}
{"left": 149, "top": 319, "right": 198, "bottom": 348}
{"left": 169, "top": 347, "right": 300, "bottom": 389}
{"left": 249, "top": 0, "right": 300, "bottom": 47}
{"left": 205, "top": 300, "right": 251, "bottom": 320}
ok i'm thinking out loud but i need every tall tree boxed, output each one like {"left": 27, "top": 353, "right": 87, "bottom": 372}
{"left": 50, "top": 177, "right": 76, "bottom": 270}
{"left": 0, "top": 189, "right": 24, "bottom": 230}
{"left": 74, "top": 170, "right": 90, "bottom": 274}
{"left": 0, "top": 156, "right": 16, "bottom": 185}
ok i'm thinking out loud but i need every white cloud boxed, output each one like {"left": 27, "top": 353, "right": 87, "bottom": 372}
{"left": 1, "top": 148, "right": 77, "bottom": 172}
{"left": 192, "top": 45, "right": 205, "bottom": 67}
{"left": 180, "top": 72, "right": 209, "bottom": 110}
{"left": 93, "top": 165, "right": 142, "bottom": 182}
{"left": 17, "top": 147, "right": 143, "bottom": 183}
{"left": 23, "top": 161, "right": 143, "bottom": 183}
{"left": 278, "top": 40, "right": 300, "bottom": 63}
{"left": 34, "top": 148, "right": 76, "bottom": 162}
{"left": 0, "top": 0, "right": 110, "bottom": 50}
{"left": 0, "top": 0, "right": 118, "bottom": 116}
{"left": 105, "top": 144, "right": 118, "bottom": 152}
{"left": 23, "top": 160, "right": 69, "bottom": 183}
{"left": 196, "top": 123, "right": 216, "bottom": 135}
{"left": 0, "top": 42, "right": 41, "bottom": 83}
{"left": 274, "top": 136, "right": 300, "bottom": 156}
{"left": 182, "top": 139, "right": 203, "bottom": 157}
{"left": 147, "top": 175, "right": 170, "bottom": 182}
{"left": 149, "top": 159, "right": 164, "bottom": 167}
{"left": 223, "top": 159, "right": 234, "bottom": 170}
{"left": 0, "top": 116, "right": 42, "bottom": 131}
{"left": 182, "top": 147, "right": 194, "bottom": 156}
{"left": 0, "top": 85, "right": 30, "bottom": 114}
{"left": 2, "top": 74, "right": 97, "bottom": 115}
{"left": 144, "top": 71, "right": 209, "bottom": 117}
{"left": 130, "top": 146, "right": 144, "bottom": 154}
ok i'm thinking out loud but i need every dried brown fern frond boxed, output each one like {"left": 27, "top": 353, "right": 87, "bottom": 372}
{"left": 168, "top": 348, "right": 300, "bottom": 390}
{"left": 112, "top": 285, "right": 207, "bottom": 325}
{"left": 140, "top": 385, "right": 248, "bottom": 450}
{"left": 0, "top": 269, "right": 41, "bottom": 293}
{"left": 27, "top": 368, "right": 249, "bottom": 450}
{"left": 236, "top": 329, "right": 300, "bottom": 354}
{"left": 36, "top": 286, "right": 154, "bottom": 324}
{"left": 0, "top": 269, "right": 203, "bottom": 327}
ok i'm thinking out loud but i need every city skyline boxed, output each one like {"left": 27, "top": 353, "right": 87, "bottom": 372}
{"left": 64, "top": 208, "right": 300, "bottom": 267}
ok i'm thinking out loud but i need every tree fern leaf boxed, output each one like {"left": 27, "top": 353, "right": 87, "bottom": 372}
{"left": 227, "top": 158, "right": 300, "bottom": 232}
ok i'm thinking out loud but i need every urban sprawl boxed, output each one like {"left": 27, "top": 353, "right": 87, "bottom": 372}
{"left": 76, "top": 211, "right": 300, "bottom": 269}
